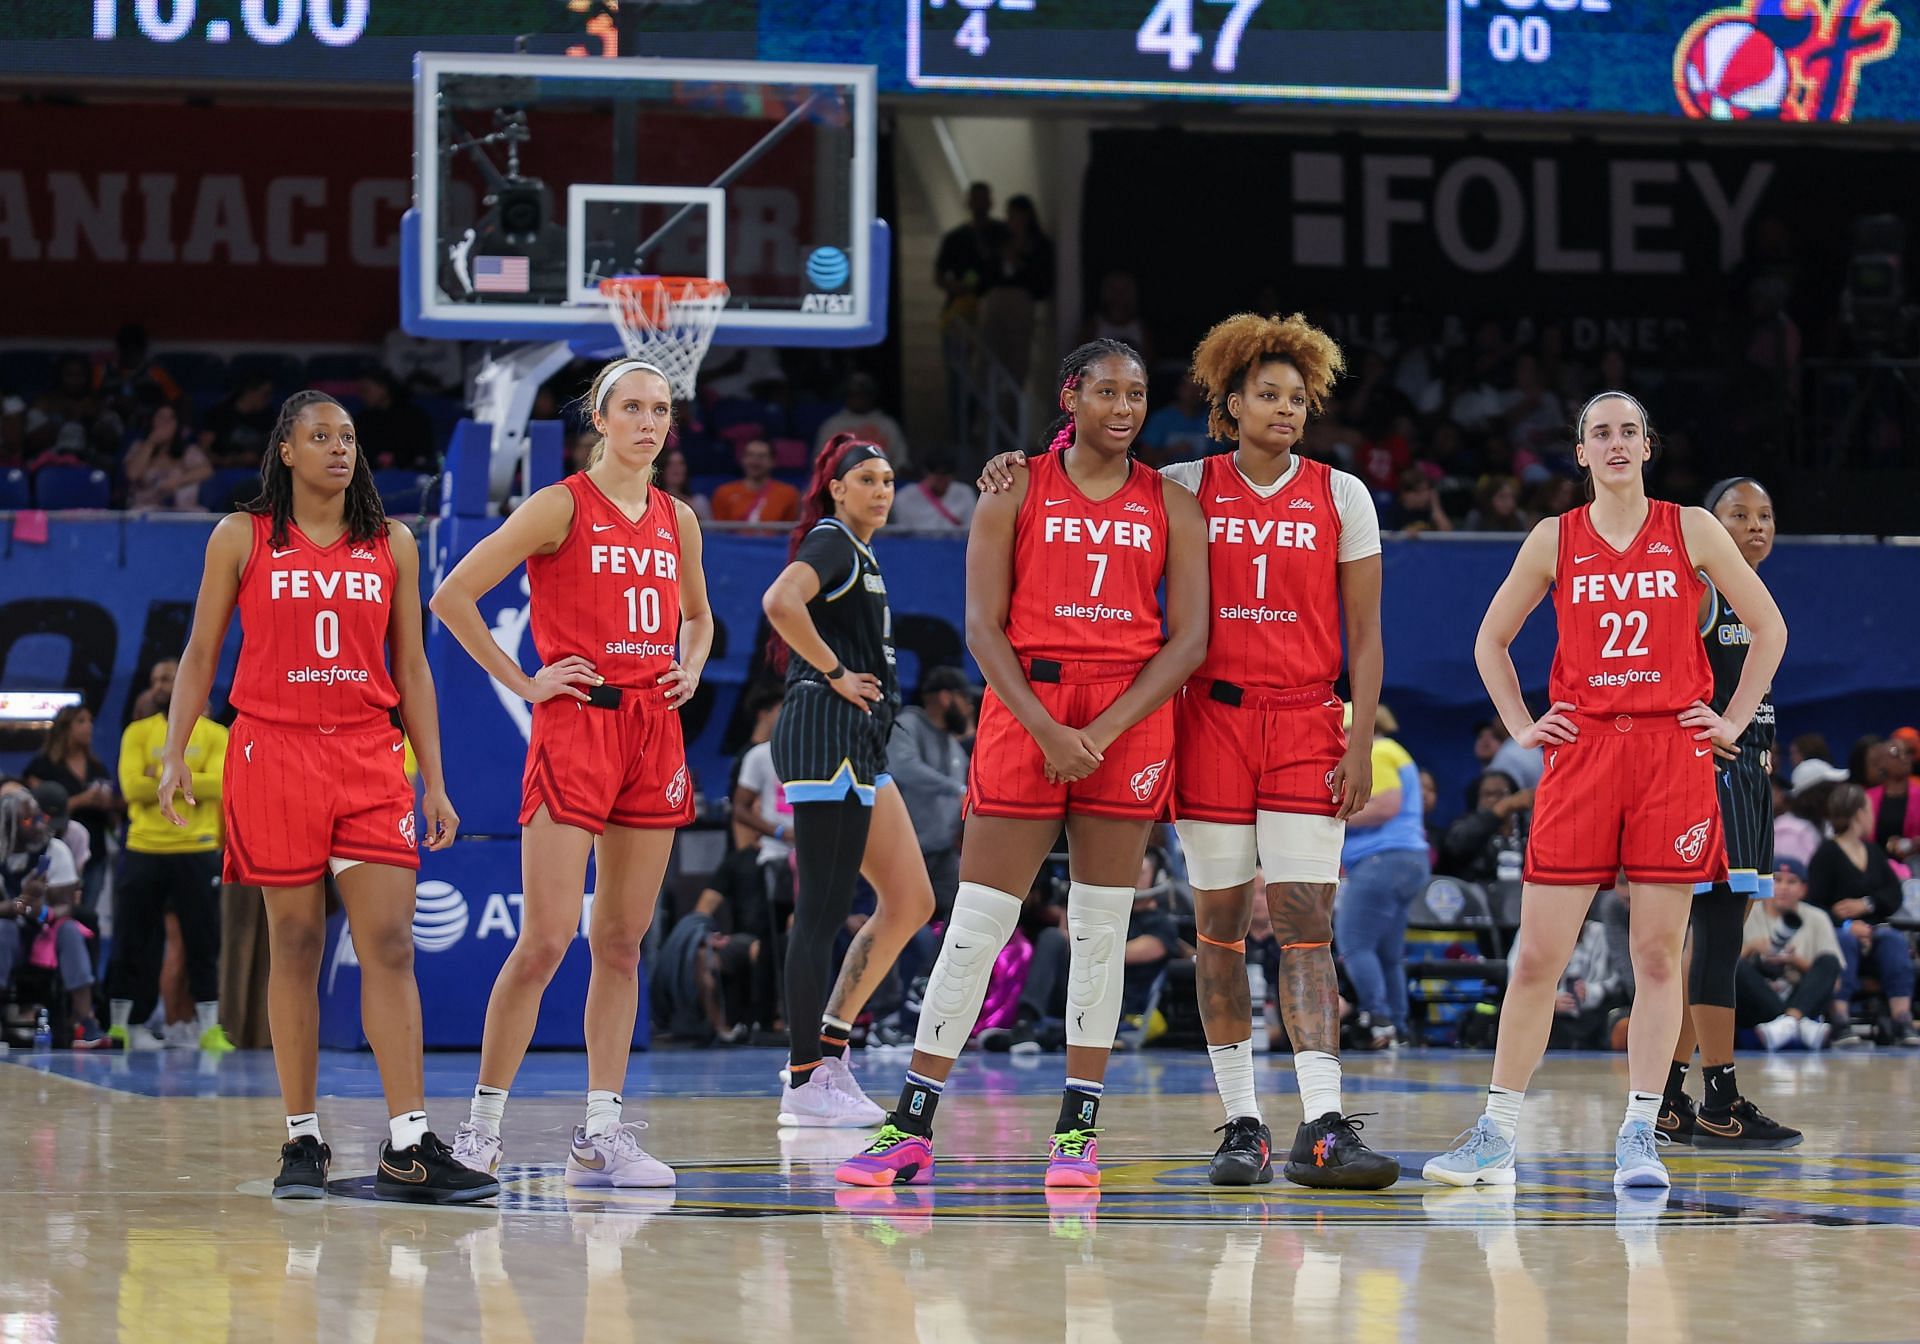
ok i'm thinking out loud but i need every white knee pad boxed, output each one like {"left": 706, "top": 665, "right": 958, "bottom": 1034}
{"left": 1065, "top": 882, "right": 1135, "bottom": 1049}
{"left": 1255, "top": 811, "right": 1345, "bottom": 886}
{"left": 1175, "top": 820, "right": 1258, "bottom": 891}
{"left": 914, "top": 882, "right": 1022, "bottom": 1059}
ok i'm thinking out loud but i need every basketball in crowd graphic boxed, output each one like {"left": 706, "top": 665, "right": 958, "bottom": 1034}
{"left": 1679, "top": 19, "right": 1790, "bottom": 119}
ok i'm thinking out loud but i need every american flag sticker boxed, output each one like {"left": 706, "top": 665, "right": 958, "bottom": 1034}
{"left": 474, "top": 255, "right": 531, "bottom": 293}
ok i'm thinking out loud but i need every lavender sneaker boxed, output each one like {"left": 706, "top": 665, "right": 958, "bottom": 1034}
{"left": 779, "top": 1069, "right": 887, "bottom": 1128}
{"left": 565, "top": 1122, "right": 675, "bottom": 1188}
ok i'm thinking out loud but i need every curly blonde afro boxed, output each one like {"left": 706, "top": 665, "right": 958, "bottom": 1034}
{"left": 1189, "top": 312, "right": 1345, "bottom": 442}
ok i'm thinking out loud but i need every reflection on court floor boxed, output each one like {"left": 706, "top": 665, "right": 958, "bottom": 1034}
{"left": 9, "top": 1047, "right": 1920, "bottom": 1342}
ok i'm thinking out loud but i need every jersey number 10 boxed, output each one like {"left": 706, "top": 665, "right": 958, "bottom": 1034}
{"left": 623, "top": 585, "right": 663, "bottom": 634}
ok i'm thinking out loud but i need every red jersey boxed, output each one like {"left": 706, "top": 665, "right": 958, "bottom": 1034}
{"left": 525, "top": 473, "right": 683, "bottom": 688}
{"left": 228, "top": 513, "right": 400, "bottom": 731}
{"left": 1004, "top": 453, "right": 1168, "bottom": 666}
{"left": 1193, "top": 453, "right": 1344, "bottom": 692}
{"left": 1549, "top": 500, "right": 1712, "bottom": 716}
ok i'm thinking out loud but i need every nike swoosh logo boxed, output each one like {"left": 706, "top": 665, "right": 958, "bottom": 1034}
{"left": 1696, "top": 1117, "right": 1743, "bottom": 1137}
{"left": 1214, "top": 495, "right": 1242, "bottom": 503}
{"left": 1574, "top": 553, "right": 1599, "bottom": 563}
{"left": 592, "top": 523, "right": 616, "bottom": 532}
{"left": 1074, "top": 935, "right": 1089, "bottom": 942}
{"left": 272, "top": 548, "right": 298, "bottom": 558}
{"left": 571, "top": 1145, "right": 607, "bottom": 1170}
{"left": 1695, "top": 748, "right": 1712, "bottom": 757}
{"left": 380, "top": 1159, "right": 428, "bottom": 1183}
{"left": 952, "top": 943, "right": 973, "bottom": 951}
{"left": 1223, "top": 1042, "right": 1241, "bottom": 1051}
{"left": 392, "top": 742, "right": 405, "bottom": 752}
{"left": 1044, "top": 498, "right": 1069, "bottom": 506}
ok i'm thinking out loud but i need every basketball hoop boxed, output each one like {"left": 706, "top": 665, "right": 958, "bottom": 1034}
{"left": 597, "top": 276, "right": 731, "bottom": 401}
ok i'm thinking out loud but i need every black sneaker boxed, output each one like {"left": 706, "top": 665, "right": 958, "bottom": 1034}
{"left": 1283, "top": 1112, "right": 1402, "bottom": 1190}
{"left": 1208, "top": 1116, "right": 1274, "bottom": 1186}
{"left": 273, "top": 1135, "right": 331, "bottom": 1199}
{"left": 1656, "top": 1091, "right": 1697, "bottom": 1146}
{"left": 1692, "top": 1099, "right": 1803, "bottom": 1150}
{"left": 375, "top": 1131, "right": 502, "bottom": 1204}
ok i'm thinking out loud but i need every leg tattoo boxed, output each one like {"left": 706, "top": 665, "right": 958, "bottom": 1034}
{"left": 1269, "top": 882, "right": 1339, "bottom": 1055}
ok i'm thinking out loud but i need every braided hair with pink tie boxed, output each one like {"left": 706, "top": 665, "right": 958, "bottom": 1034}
{"left": 1041, "top": 338, "right": 1146, "bottom": 455}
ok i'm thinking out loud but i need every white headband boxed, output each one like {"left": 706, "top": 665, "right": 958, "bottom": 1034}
{"left": 597, "top": 360, "right": 671, "bottom": 412}
{"left": 1576, "top": 388, "right": 1648, "bottom": 439}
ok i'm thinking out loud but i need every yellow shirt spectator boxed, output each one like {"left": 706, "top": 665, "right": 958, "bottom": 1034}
{"left": 119, "top": 713, "right": 226, "bottom": 854}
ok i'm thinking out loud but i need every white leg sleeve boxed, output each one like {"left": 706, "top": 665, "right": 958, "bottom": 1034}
{"left": 913, "top": 882, "right": 1022, "bottom": 1060}
{"left": 1065, "top": 882, "right": 1136, "bottom": 1049}
{"left": 1175, "top": 819, "right": 1259, "bottom": 891}
{"left": 1255, "top": 811, "right": 1345, "bottom": 886}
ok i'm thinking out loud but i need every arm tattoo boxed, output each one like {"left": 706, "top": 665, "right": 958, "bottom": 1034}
{"left": 825, "top": 922, "right": 878, "bottom": 1020}
{"left": 1269, "top": 881, "right": 1340, "bottom": 1054}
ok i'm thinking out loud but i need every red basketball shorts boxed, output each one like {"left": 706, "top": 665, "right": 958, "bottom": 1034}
{"left": 1174, "top": 681, "right": 1346, "bottom": 824}
{"left": 223, "top": 715, "right": 418, "bottom": 886}
{"left": 966, "top": 662, "right": 1174, "bottom": 822}
{"left": 1523, "top": 712, "right": 1728, "bottom": 889}
{"left": 520, "top": 692, "right": 694, "bottom": 833}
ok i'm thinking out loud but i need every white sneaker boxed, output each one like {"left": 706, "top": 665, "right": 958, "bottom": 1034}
{"left": 1797, "top": 1017, "right": 1832, "bottom": 1051}
{"left": 451, "top": 1121, "right": 503, "bottom": 1175}
{"left": 1757, "top": 1016, "right": 1800, "bottom": 1052}
{"left": 163, "top": 1020, "right": 199, "bottom": 1049}
{"left": 815, "top": 1056, "right": 887, "bottom": 1126}
{"left": 565, "top": 1122, "right": 675, "bottom": 1188}
{"left": 778, "top": 1071, "right": 886, "bottom": 1128}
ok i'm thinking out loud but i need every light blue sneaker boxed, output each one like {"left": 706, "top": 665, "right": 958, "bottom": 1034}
{"left": 1614, "top": 1121, "right": 1670, "bottom": 1189}
{"left": 1422, "top": 1115, "right": 1518, "bottom": 1187}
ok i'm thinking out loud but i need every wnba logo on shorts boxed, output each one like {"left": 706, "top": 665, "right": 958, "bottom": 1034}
{"left": 398, "top": 811, "right": 417, "bottom": 847}
{"left": 1131, "top": 759, "right": 1167, "bottom": 800}
{"left": 665, "top": 765, "right": 689, "bottom": 809}
{"left": 1674, "top": 819, "right": 1712, "bottom": 864}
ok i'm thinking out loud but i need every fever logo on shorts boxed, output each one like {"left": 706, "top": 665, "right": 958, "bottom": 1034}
{"left": 1130, "top": 759, "right": 1168, "bottom": 801}
{"left": 398, "top": 810, "right": 417, "bottom": 847}
{"left": 1674, "top": 819, "right": 1713, "bottom": 864}
{"left": 665, "top": 765, "right": 689, "bottom": 809}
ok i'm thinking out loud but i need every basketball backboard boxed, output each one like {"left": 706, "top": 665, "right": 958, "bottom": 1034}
{"left": 402, "top": 52, "right": 883, "bottom": 350}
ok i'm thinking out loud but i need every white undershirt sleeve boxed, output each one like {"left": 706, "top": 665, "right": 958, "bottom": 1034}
{"left": 1331, "top": 469, "right": 1382, "bottom": 562}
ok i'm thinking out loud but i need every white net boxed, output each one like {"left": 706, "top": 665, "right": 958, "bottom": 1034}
{"left": 597, "top": 277, "right": 732, "bottom": 401}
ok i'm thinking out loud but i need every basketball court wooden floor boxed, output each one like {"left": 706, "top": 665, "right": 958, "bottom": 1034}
{"left": 6, "top": 1047, "right": 1920, "bottom": 1343}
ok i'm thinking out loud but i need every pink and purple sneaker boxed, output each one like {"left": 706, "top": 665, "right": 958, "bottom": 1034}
{"left": 1045, "top": 1129, "right": 1101, "bottom": 1188}
{"left": 835, "top": 1123, "right": 936, "bottom": 1187}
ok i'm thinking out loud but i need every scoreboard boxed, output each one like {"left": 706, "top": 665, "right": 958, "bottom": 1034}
{"left": 5, "top": 0, "right": 1914, "bottom": 123}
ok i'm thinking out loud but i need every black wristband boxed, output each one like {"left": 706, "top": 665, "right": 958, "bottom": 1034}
{"left": 825, "top": 662, "right": 846, "bottom": 680}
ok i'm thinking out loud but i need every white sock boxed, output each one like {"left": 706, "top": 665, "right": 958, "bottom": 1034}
{"left": 1208, "top": 1039, "right": 1261, "bottom": 1123}
{"left": 585, "top": 1089, "right": 623, "bottom": 1138}
{"left": 1485, "top": 1085, "right": 1524, "bottom": 1143}
{"left": 287, "top": 1112, "right": 322, "bottom": 1143}
{"left": 109, "top": 1000, "right": 131, "bottom": 1030}
{"left": 194, "top": 1002, "right": 219, "bottom": 1035}
{"left": 1293, "top": 1051, "right": 1342, "bottom": 1120}
{"left": 389, "top": 1110, "right": 429, "bottom": 1150}
{"left": 469, "top": 1084, "right": 508, "bottom": 1136}
{"left": 1621, "top": 1091, "right": 1662, "bottom": 1134}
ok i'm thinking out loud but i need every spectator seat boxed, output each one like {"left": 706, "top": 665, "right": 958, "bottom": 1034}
{"left": 33, "top": 466, "right": 111, "bottom": 510}
{"left": 0, "top": 468, "right": 28, "bottom": 509}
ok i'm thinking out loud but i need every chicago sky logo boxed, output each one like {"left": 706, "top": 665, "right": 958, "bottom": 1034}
{"left": 1675, "top": 0, "right": 1900, "bottom": 123}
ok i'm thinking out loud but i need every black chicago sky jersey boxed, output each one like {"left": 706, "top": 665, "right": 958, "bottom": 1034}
{"left": 788, "top": 519, "right": 900, "bottom": 723}
{"left": 1702, "top": 577, "right": 1775, "bottom": 756}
